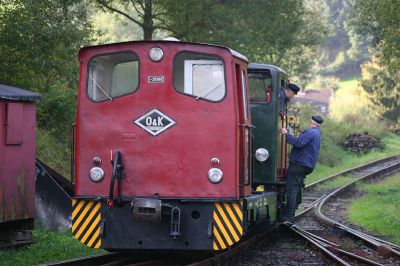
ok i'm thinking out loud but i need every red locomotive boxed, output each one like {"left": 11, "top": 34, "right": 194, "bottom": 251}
{"left": 72, "top": 40, "right": 290, "bottom": 251}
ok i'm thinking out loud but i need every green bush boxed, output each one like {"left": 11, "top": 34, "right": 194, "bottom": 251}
{"left": 36, "top": 128, "right": 71, "bottom": 180}
{"left": 319, "top": 136, "right": 344, "bottom": 166}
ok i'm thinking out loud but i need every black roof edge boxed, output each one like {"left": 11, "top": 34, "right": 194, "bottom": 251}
{"left": 0, "top": 84, "right": 43, "bottom": 102}
{"left": 248, "top": 63, "right": 287, "bottom": 75}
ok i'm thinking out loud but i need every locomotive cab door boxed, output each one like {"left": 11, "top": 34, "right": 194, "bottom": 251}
{"left": 235, "top": 64, "right": 252, "bottom": 196}
{"left": 248, "top": 64, "right": 289, "bottom": 186}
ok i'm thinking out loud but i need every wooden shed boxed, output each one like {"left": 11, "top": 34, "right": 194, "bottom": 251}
{"left": 0, "top": 84, "right": 41, "bottom": 246}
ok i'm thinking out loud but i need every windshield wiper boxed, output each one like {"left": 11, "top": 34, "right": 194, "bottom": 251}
{"left": 88, "top": 74, "right": 113, "bottom": 101}
{"left": 195, "top": 83, "right": 222, "bottom": 101}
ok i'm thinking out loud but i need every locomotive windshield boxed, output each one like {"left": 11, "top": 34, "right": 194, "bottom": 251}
{"left": 174, "top": 52, "right": 226, "bottom": 102}
{"left": 87, "top": 52, "right": 139, "bottom": 102}
{"left": 248, "top": 71, "right": 272, "bottom": 102}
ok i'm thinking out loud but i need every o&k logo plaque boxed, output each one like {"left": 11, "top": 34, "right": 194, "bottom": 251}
{"left": 134, "top": 109, "right": 176, "bottom": 136}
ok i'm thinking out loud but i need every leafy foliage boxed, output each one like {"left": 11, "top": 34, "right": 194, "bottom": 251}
{"left": 351, "top": 0, "right": 400, "bottom": 125}
{"left": 0, "top": 0, "right": 97, "bottom": 140}
{"left": 95, "top": 0, "right": 166, "bottom": 40}
{"left": 329, "top": 85, "right": 374, "bottom": 122}
{"left": 360, "top": 53, "right": 400, "bottom": 125}
{"left": 317, "top": 0, "right": 371, "bottom": 79}
{"left": 352, "top": 0, "right": 400, "bottom": 72}
{"left": 160, "top": 0, "right": 328, "bottom": 86}
{"left": 94, "top": 0, "right": 328, "bottom": 87}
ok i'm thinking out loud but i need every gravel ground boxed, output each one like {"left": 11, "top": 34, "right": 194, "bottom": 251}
{"left": 228, "top": 227, "right": 333, "bottom": 265}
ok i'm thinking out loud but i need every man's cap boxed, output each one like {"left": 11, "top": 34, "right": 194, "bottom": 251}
{"left": 287, "top": 83, "right": 300, "bottom": 95}
{"left": 311, "top": 115, "right": 323, "bottom": 125}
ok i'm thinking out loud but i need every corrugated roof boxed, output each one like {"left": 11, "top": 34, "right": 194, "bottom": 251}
{"left": 0, "top": 84, "right": 42, "bottom": 102}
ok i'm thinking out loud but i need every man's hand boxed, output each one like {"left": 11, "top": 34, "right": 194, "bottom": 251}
{"left": 281, "top": 128, "right": 288, "bottom": 135}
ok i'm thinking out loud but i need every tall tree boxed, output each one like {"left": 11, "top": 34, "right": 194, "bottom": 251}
{"left": 158, "top": 0, "right": 328, "bottom": 86}
{"left": 352, "top": 0, "right": 400, "bottom": 72}
{"left": 95, "top": 0, "right": 165, "bottom": 40}
{"left": 317, "top": 0, "right": 371, "bottom": 78}
{"left": 352, "top": 0, "right": 400, "bottom": 124}
{"left": 93, "top": 0, "right": 328, "bottom": 86}
{"left": 0, "top": 0, "right": 97, "bottom": 137}
{"left": 360, "top": 53, "right": 400, "bottom": 124}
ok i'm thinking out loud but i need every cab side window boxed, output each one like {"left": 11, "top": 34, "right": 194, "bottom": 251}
{"left": 174, "top": 52, "right": 226, "bottom": 102}
{"left": 248, "top": 71, "right": 272, "bottom": 103}
{"left": 87, "top": 52, "right": 139, "bottom": 102}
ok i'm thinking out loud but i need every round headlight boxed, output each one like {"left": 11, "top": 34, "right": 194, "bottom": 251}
{"left": 255, "top": 148, "right": 269, "bottom": 162}
{"left": 89, "top": 167, "right": 105, "bottom": 182}
{"left": 208, "top": 168, "right": 223, "bottom": 184}
{"left": 149, "top": 47, "right": 164, "bottom": 62}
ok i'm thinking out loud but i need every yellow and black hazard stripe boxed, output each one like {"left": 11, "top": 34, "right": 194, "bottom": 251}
{"left": 212, "top": 201, "right": 243, "bottom": 250}
{"left": 71, "top": 199, "right": 102, "bottom": 249}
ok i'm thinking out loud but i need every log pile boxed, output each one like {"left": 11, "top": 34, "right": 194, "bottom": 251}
{"left": 393, "top": 128, "right": 400, "bottom": 135}
{"left": 343, "top": 132, "right": 384, "bottom": 154}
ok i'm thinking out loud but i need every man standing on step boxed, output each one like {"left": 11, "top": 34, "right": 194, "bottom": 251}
{"left": 280, "top": 115, "right": 323, "bottom": 224}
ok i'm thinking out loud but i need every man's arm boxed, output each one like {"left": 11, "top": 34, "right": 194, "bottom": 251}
{"left": 281, "top": 129, "right": 313, "bottom": 148}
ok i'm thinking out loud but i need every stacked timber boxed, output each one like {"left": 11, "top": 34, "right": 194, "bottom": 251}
{"left": 343, "top": 132, "right": 384, "bottom": 154}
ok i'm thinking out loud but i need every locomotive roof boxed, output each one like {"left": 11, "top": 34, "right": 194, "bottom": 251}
{"left": 80, "top": 40, "right": 249, "bottom": 63}
{"left": 0, "top": 84, "right": 42, "bottom": 102}
{"left": 248, "top": 63, "right": 287, "bottom": 75}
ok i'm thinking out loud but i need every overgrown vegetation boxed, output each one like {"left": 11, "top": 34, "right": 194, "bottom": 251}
{"left": 36, "top": 128, "right": 71, "bottom": 179}
{"left": 347, "top": 174, "right": 400, "bottom": 245}
{"left": 306, "top": 134, "right": 400, "bottom": 184}
{"left": 352, "top": 0, "right": 400, "bottom": 125}
{"left": 294, "top": 99, "right": 400, "bottom": 185}
{"left": 0, "top": 225, "right": 104, "bottom": 266}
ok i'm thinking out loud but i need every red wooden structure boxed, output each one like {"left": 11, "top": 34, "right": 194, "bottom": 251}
{"left": 0, "top": 84, "right": 41, "bottom": 245}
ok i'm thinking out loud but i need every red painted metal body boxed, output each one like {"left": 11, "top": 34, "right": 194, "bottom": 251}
{"left": 0, "top": 101, "right": 36, "bottom": 223}
{"left": 75, "top": 41, "right": 251, "bottom": 199}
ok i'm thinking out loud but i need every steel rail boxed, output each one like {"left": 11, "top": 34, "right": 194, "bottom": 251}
{"left": 289, "top": 225, "right": 350, "bottom": 266}
{"left": 289, "top": 225, "right": 384, "bottom": 266}
{"left": 284, "top": 158, "right": 400, "bottom": 265}
{"left": 187, "top": 226, "right": 278, "bottom": 266}
{"left": 314, "top": 160, "right": 400, "bottom": 258}
{"left": 43, "top": 252, "right": 126, "bottom": 266}
{"left": 295, "top": 194, "right": 326, "bottom": 217}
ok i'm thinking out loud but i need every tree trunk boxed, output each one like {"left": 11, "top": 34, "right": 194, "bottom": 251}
{"left": 143, "top": 0, "right": 154, "bottom": 40}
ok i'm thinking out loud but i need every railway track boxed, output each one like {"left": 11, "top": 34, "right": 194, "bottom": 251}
{"left": 44, "top": 250, "right": 211, "bottom": 266}
{"left": 46, "top": 156, "right": 400, "bottom": 265}
{"left": 289, "top": 155, "right": 400, "bottom": 265}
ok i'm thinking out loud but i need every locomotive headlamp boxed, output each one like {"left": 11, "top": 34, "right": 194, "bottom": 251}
{"left": 149, "top": 47, "right": 164, "bottom": 62}
{"left": 255, "top": 148, "right": 269, "bottom": 162}
{"left": 89, "top": 167, "right": 105, "bottom": 182}
{"left": 208, "top": 168, "right": 223, "bottom": 184}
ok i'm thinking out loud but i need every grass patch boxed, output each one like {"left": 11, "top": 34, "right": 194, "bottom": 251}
{"left": 0, "top": 225, "right": 104, "bottom": 266}
{"left": 347, "top": 174, "right": 400, "bottom": 245}
{"left": 315, "top": 175, "right": 354, "bottom": 190}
